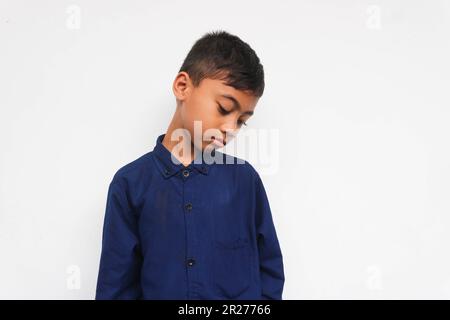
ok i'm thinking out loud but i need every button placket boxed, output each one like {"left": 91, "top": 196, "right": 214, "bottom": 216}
{"left": 182, "top": 169, "right": 198, "bottom": 296}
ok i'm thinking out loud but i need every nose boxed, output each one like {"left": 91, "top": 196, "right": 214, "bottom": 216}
{"left": 219, "top": 127, "right": 238, "bottom": 143}
{"left": 219, "top": 118, "right": 240, "bottom": 142}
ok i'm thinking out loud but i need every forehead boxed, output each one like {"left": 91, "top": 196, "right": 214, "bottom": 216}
{"left": 197, "top": 78, "right": 259, "bottom": 111}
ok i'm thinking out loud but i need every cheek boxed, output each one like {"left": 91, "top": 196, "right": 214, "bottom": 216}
{"left": 186, "top": 95, "right": 206, "bottom": 120}
{"left": 186, "top": 98, "right": 219, "bottom": 128}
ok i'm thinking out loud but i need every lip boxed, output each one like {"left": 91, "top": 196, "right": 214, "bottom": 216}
{"left": 211, "top": 136, "right": 225, "bottom": 147}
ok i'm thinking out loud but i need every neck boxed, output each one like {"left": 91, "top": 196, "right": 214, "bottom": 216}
{"left": 162, "top": 107, "right": 197, "bottom": 167}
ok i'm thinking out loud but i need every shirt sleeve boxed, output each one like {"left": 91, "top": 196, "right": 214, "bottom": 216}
{"left": 254, "top": 173, "right": 285, "bottom": 300}
{"left": 95, "top": 177, "right": 142, "bottom": 299}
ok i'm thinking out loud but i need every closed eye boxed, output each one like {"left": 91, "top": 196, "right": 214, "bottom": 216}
{"left": 217, "top": 104, "right": 230, "bottom": 115}
{"left": 238, "top": 119, "right": 248, "bottom": 126}
{"left": 218, "top": 103, "right": 248, "bottom": 127}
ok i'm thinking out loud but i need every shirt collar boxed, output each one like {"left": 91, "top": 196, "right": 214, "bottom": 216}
{"left": 152, "top": 133, "right": 214, "bottom": 178}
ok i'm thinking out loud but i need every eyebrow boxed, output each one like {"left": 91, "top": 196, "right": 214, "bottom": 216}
{"left": 221, "top": 94, "right": 254, "bottom": 116}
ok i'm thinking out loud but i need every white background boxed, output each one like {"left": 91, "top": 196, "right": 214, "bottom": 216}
{"left": 1, "top": 0, "right": 450, "bottom": 299}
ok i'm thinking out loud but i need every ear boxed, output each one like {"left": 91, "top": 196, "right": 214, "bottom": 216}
{"left": 172, "top": 71, "right": 192, "bottom": 102}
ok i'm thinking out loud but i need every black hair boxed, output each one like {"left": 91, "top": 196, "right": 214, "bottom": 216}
{"left": 179, "top": 30, "right": 265, "bottom": 97}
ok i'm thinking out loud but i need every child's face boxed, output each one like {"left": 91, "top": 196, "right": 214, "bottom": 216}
{"left": 173, "top": 72, "right": 259, "bottom": 151}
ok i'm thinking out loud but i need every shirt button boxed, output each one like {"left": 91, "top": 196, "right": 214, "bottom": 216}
{"left": 187, "top": 259, "right": 195, "bottom": 267}
{"left": 164, "top": 168, "right": 171, "bottom": 175}
{"left": 182, "top": 169, "right": 190, "bottom": 178}
{"left": 185, "top": 203, "right": 193, "bottom": 211}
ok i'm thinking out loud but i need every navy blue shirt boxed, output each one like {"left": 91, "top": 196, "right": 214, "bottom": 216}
{"left": 95, "top": 133, "right": 284, "bottom": 300}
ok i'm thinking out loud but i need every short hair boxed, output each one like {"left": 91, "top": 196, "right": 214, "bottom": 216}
{"left": 179, "top": 30, "right": 265, "bottom": 97}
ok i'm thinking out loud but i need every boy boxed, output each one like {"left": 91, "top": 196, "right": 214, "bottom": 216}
{"left": 95, "top": 30, "right": 284, "bottom": 300}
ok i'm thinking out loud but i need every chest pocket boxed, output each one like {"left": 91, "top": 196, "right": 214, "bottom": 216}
{"left": 213, "top": 237, "right": 252, "bottom": 299}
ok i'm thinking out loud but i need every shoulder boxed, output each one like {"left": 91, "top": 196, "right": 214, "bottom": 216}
{"left": 110, "top": 150, "right": 156, "bottom": 187}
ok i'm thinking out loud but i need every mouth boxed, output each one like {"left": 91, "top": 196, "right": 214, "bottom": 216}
{"left": 210, "top": 136, "right": 225, "bottom": 147}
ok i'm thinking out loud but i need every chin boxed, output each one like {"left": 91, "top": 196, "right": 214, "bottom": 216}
{"left": 202, "top": 142, "right": 223, "bottom": 153}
